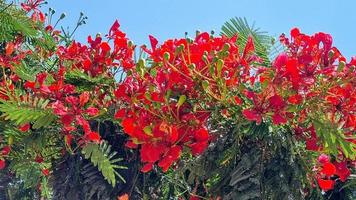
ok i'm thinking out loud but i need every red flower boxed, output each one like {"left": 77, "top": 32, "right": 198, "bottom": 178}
{"left": 100, "top": 42, "right": 111, "bottom": 53}
{"left": 234, "top": 96, "right": 242, "bottom": 105}
{"left": 141, "top": 163, "right": 153, "bottom": 173}
{"left": 317, "top": 178, "right": 334, "bottom": 191}
{"left": 194, "top": 128, "right": 209, "bottom": 142}
{"left": 86, "top": 107, "right": 99, "bottom": 116}
{"left": 41, "top": 169, "right": 49, "bottom": 176}
{"left": 1, "top": 146, "right": 11, "bottom": 156}
{"left": 35, "top": 155, "right": 44, "bottom": 163}
{"left": 242, "top": 36, "right": 255, "bottom": 59}
{"left": 149, "top": 35, "right": 158, "bottom": 51}
{"left": 317, "top": 154, "right": 329, "bottom": 164}
{"left": 242, "top": 109, "right": 262, "bottom": 124}
{"left": 158, "top": 146, "right": 182, "bottom": 172}
{"left": 5, "top": 42, "right": 14, "bottom": 56}
{"left": 61, "top": 115, "right": 74, "bottom": 126}
{"left": 170, "top": 126, "right": 179, "bottom": 144}
{"left": 305, "top": 137, "right": 319, "bottom": 151}
{"left": 290, "top": 28, "right": 300, "bottom": 38}
{"left": 273, "top": 53, "right": 288, "bottom": 69}
{"left": 140, "top": 143, "right": 164, "bottom": 163}
{"left": 288, "top": 94, "right": 303, "bottom": 105}
{"left": 87, "top": 132, "right": 101, "bottom": 143}
{"left": 272, "top": 113, "right": 287, "bottom": 125}
{"left": 321, "top": 162, "right": 336, "bottom": 177}
{"left": 19, "top": 123, "right": 30, "bottom": 132}
{"left": 189, "top": 195, "right": 201, "bottom": 200}
{"left": 79, "top": 92, "right": 90, "bottom": 106}
{"left": 114, "top": 108, "right": 126, "bottom": 119}
{"left": 190, "top": 141, "right": 208, "bottom": 156}
{"left": 24, "top": 81, "right": 36, "bottom": 90}
{"left": 0, "top": 159, "right": 5, "bottom": 170}
{"left": 121, "top": 118, "right": 135, "bottom": 135}
{"left": 334, "top": 161, "right": 350, "bottom": 182}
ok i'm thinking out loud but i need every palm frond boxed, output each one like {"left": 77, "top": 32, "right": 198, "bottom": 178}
{"left": 221, "top": 17, "right": 285, "bottom": 65}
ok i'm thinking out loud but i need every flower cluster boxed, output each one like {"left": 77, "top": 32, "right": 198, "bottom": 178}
{"left": 0, "top": 5, "right": 134, "bottom": 170}
{"left": 114, "top": 32, "right": 260, "bottom": 172}
{"left": 315, "top": 154, "right": 351, "bottom": 191}
{"left": 0, "top": 1, "right": 354, "bottom": 194}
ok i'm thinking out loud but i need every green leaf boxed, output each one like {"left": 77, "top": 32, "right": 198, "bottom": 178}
{"left": 82, "top": 141, "right": 127, "bottom": 187}
{"left": 177, "top": 95, "right": 187, "bottom": 108}
{"left": 216, "top": 59, "right": 224, "bottom": 77}
{"left": 202, "top": 80, "right": 209, "bottom": 92}
{"left": 0, "top": 96, "right": 56, "bottom": 128}
{"left": 143, "top": 126, "right": 153, "bottom": 136}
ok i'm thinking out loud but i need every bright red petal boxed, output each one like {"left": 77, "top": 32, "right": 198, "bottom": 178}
{"left": 194, "top": 128, "right": 209, "bottom": 142}
{"left": 86, "top": 107, "right": 99, "bottom": 116}
{"left": 321, "top": 162, "right": 336, "bottom": 177}
{"left": 334, "top": 161, "right": 351, "bottom": 182}
{"left": 242, "top": 109, "right": 262, "bottom": 124}
{"left": 141, "top": 163, "right": 153, "bottom": 173}
{"left": 0, "top": 159, "right": 5, "bottom": 170}
{"left": 19, "top": 123, "right": 30, "bottom": 132}
{"left": 122, "top": 118, "right": 135, "bottom": 135}
{"left": 317, "top": 178, "right": 334, "bottom": 191}
{"left": 87, "top": 131, "right": 101, "bottom": 143}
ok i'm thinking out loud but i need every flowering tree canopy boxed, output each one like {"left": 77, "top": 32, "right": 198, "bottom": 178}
{"left": 0, "top": 1, "right": 355, "bottom": 199}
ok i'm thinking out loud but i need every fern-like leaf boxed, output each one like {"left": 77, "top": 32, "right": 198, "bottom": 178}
{"left": 81, "top": 141, "right": 127, "bottom": 187}
{"left": 0, "top": 1, "right": 37, "bottom": 41}
{"left": 0, "top": 95, "right": 56, "bottom": 128}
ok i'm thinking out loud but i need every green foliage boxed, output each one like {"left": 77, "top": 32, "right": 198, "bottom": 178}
{"left": 313, "top": 119, "right": 356, "bottom": 160}
{"left": 4, "top": 127, "right": 62, "bottom": 199}
{"left": 0, "top": 0, "right": 38, "bottom": 41}
{"left": 65, "top": 69, "right": 115, "bottom": 92}
{"left": 0, "top": 94, "right": 57, "bottom": 129}
{"left": 81, "top": 140, "right": 127, "bottom": 187}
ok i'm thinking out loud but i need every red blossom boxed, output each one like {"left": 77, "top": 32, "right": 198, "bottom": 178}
{"left": 321, "top": 162, "right": 336, "bottom": 177}
{"left": 242, "top": 109, "right": 262, "bottom": 124}
{"left": 19, "top": 123, "right": 30, "bottom": 132}
{"left": 114, "top": 108, "right": 126, "bottom": 119}
{"left": 41, "top": 169, "right": 49, "bottom": 176}
{"left": 334, "top": 161, "right": 350, "bottom": 182}
{"left": 122, "top": 118, "right": 135, "bottom": 135}
{"left": 87, "top": 132, "right": 101, "bottom": 143}
{"left": 0, "top": 159, "right": 5, "bottom": 170}
{"left": 194, "top": 128, "right": 209, "bottom": 142}
{"left": 288, "top": 94, "right": 303, "bottom": 105}
{"left": 1, "top": 146, "right": 11, "bottom": 156}
{"left": 190, "top": 141, "right": 208, "bottom": 156}
{"left": 86, "top": 107, "right": 99, "bottom": 116}
{"left": 141, "top": 163, "right": 153, "bottom": 173}
{"left": 272, "top": 113, "right": 287, "bottom": 125}
{"left": 35, "top": 155, "right": 44, "bottom": 163}
{"left": 79, "top": 92, "right": 90, "bottom": 106}
{"left": 317, "top": 178, "right": 334, "bottom": 192}
{"left": 317, "top": 154, "right": 329, "bottom": 164}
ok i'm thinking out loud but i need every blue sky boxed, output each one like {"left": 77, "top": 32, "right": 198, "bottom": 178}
{"left": 46, "top": 0, "right": 356, "bottom": 59}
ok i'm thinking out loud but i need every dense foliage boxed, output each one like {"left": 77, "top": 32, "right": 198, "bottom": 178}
{"left": 0, "top": 1, "right": 355, "bottom": 199}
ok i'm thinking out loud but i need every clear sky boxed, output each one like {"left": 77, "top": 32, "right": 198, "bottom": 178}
{"left": 46, "top": 0, "right": 356, "bottom": 59}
